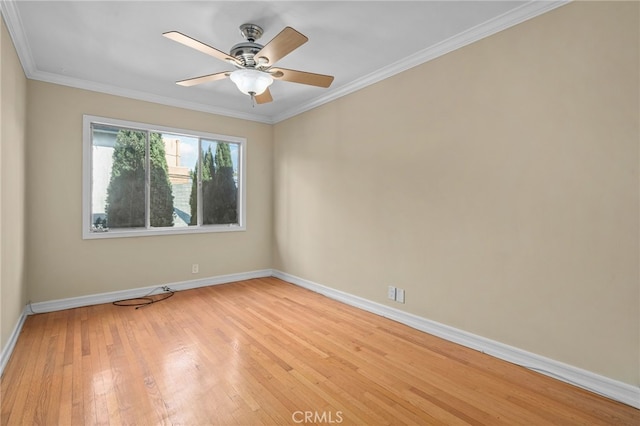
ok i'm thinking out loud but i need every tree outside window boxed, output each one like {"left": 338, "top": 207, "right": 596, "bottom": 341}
{"left": 84, "top": 116, "right": 244, "bottom": 239}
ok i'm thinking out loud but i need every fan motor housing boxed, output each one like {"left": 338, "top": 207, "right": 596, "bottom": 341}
{"left": 230, "top": 41, "right": 263, "bottom": 68}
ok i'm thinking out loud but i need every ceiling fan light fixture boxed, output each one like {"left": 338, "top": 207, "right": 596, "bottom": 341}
{"left": 229, "top": 69, "right": 273, "bottom": 96}
{"left": 165, "top": 23, "right": 333, "bottom": 105}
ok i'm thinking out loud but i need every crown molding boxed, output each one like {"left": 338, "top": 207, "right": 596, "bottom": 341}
{"left": 2, "top": 0, "right": 569, "bottom": 125}
{"left": 0, "top": 0, "right": 273, "bottom": 124}
{"left": 272, "top": 0, "right": 570, "bottom": 123}
{"left": 29, "top": 69, "right": 274, "bottom": 124}
{"left": 0, "top": 0, "right": 36, "bottom": 75}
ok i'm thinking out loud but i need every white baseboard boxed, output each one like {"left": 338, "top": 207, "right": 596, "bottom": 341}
{"left": 0, "top": 307, "right": 27, "bottom": 377}
{"left": 28, "top": 269, "right": 273, "bottom": 314}
{"left": 2, "top": 270, "right": 271, "bottom": 377}
{"left": 7, "top": 268, "right": 639, "bottom": 409}
{"left": 272, "top": 270, "right": 640, "bottom": 409}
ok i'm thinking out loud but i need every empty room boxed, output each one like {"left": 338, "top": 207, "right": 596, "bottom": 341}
{"left": 1, "top": 1, "right": 638, "bottom": 424}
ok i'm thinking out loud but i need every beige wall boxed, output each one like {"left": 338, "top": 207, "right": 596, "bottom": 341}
{"left": 1, "top": 17, "right": 28, "bottom": 350}
{"left": 273, "top": 2, "right": 639, "bottom": 386}
{"left": 26, "top": 81, "right": 273, "bottom": 302}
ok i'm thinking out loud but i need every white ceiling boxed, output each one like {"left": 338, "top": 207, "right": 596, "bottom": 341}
{"left": 1, "top": 1, "right": 566, "bottom": 124}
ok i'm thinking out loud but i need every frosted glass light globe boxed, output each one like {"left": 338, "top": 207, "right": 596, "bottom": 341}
{"left": 230, "top": 69, "right": 273, "bottom": 96}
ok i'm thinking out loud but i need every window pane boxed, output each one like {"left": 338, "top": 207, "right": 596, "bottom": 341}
{"left": 94, "top": 126, "right": 146, "bottom": 229}
{"left": 90, "top": 124, "right": 116, "bottom": 231}
{"left": 149, "top": 132, "right": 174, "bottom": 227}
{"left": 158, "top": 134, "right": 199, "bottom": 227}
{"left": 201, "top": 140, "right": 239, "bottom": 225}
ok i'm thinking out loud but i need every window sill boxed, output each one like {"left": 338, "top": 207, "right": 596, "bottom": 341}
{"left": 82, "top": 224, "right": 245, "bottom": 240}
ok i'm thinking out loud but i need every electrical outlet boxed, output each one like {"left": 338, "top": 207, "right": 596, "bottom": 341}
{"left": 396, "top": 288, "right": 405, "bottom": 304}
{"left": 387, "top": 286, "right": 396, "bottom": 300}
{"left": 192, "top": 264, "right": 199, "bottom": 274}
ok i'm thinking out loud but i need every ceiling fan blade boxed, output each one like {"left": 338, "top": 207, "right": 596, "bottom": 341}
{"left": 176, "top": 72, "right": 229, "bottom": 87}
{"left": 255, "top": 27, "right": 308, "bottom": 66}
{"left": 163, "top": 31, "right": 239, "bottom": 65}
{"left": 270, "top": 68, "right": 334, "bottom": 88}
{"left": 255, "top": 88, "right": 273, "bottom": 104}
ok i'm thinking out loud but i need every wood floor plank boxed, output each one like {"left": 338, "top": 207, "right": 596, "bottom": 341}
{"left": 1, "top": 277, "right": 638, "bottom": 425}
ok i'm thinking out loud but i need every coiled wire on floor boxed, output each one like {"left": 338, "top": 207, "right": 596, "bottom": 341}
{"left": 113, "top": 287, "right": 175, "bottom": 309}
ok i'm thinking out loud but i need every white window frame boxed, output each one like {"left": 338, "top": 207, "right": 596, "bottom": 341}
{"left": 82, "top": 115, "right": 246, "bottom": 239}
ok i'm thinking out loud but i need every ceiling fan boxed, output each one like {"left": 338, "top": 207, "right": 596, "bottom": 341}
{"left": 163, "top": 23, "right": 334, "bottom": 105}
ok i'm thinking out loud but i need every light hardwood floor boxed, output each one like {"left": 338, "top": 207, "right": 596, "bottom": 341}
{"left": 1, "top": 277, "right": 638, "bottom": 425}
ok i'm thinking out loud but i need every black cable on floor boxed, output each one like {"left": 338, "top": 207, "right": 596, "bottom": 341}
{"left": 113, "top": 288, "right": 175, "bottom": 309}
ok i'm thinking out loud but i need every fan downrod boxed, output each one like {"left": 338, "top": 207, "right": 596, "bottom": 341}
{"left": 230, "top": 23, "right": 266, "bottom": 68}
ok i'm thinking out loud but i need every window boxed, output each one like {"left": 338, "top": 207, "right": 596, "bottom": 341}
{"left": 83, "top": 115, "right": 246, "bottom": 239}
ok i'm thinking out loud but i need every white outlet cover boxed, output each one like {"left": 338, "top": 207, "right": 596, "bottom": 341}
{"left": 396, "top": 288, "right": 405, "bottom": 303}
{"left": 387, "top": 286, "right": 396, "bottom": 300}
